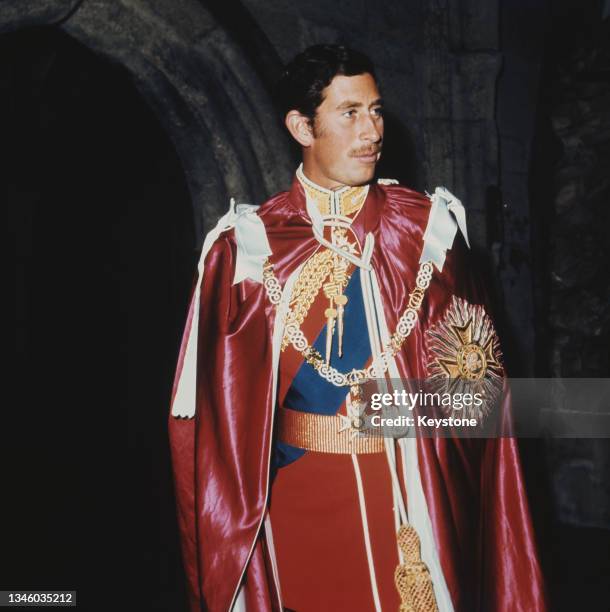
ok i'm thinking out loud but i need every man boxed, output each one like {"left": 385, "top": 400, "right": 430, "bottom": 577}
{"left": 169, "top": 45, "right": 547, "bottom": 611}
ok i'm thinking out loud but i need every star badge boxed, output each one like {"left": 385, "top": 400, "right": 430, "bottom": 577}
{"left": 426, "top": 296, "right": 504, "bottom": 420}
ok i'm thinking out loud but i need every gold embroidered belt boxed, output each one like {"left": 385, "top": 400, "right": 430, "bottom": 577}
{"left": 277, "top": 406, "right": 384, "bottom": 454}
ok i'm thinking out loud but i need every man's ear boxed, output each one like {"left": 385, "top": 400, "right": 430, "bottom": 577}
{"left": 285, "top": 110, "right": 315, "bottom": 147}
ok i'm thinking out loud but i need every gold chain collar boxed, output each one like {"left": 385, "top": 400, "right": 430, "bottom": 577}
{"left": 263, "top": 258, "right": 434, "bottom": 387}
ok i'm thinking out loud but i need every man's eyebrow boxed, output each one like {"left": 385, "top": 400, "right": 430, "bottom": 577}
{"left": 336, "top": 98, "right": 385, "bottom": 110}
{"left": 336, "top": 100, "right": 363, "bottom": 110}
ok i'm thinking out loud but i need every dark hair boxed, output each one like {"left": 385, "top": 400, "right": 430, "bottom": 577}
{"left": 275, "top": 44, "right": 377, "bottom": 123}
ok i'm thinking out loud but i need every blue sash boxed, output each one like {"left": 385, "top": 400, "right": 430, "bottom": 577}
{"left": 274, "top": 272, "right": 372, "bottom": 468}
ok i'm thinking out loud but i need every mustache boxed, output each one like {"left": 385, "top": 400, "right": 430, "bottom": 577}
{"left": 350, "top": 145, "right": 382, "bottom": 157}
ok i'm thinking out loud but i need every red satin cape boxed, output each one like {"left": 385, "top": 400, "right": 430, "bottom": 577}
{"left": 168, "top": 177, "right": 547, "bottom": 611}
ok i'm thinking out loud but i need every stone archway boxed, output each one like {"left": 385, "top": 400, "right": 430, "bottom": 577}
{"left": 1, "top": 0, "right": 295, "bottom": 241}
{"left": 4, "top": 22, "right": 203, "bottom": 609}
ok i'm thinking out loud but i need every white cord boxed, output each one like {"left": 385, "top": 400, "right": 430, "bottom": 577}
{"left": 351, "top": 454, "right": 383, "bottom": 612}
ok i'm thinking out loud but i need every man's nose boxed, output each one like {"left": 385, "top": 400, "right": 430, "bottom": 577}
{"left": 359, "top": 115, "right": 383, "bottom": 143}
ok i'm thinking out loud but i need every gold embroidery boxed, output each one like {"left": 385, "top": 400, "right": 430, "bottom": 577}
{"left": 293, "top": 169, "right": 368, "bottom": 361}
{"left": 340, "top": 186, "right": 368, "bottom": 215}
{"left": 277, "top": 406, "right": 384, "bottom": 454}
{"left": 281, "top": 249, "right": 334, "bottom": 351}
{"left": 301, "top": 183, "right": 332, "bottom": 215}
{"left": 281, "top": 227, "right": 357, "bottom": 354}
{"left": 298, "top": 169, "right": 368, "bottom": 217}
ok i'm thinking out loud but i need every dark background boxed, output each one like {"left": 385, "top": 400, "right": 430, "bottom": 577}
{"left": 5, "top": 0, "right": 610, "bottom": 610}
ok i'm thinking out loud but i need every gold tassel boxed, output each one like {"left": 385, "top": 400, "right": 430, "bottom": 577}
{"left": 394, "top": 524, "right": 439, "bottom": 612}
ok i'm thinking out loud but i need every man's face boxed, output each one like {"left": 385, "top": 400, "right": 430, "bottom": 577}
{"left": 302, "top": 73, "right": 384, "bottom": 189}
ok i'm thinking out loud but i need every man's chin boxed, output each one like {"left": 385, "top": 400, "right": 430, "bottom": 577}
{"left": 344, "top": 165, "right": 377, "bottom": 187}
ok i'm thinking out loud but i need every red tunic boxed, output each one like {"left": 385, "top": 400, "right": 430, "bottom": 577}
{"left": 168, "top": 175, "right": 548, "bottom": 611}
{"left": 270, "top": 191, "right": 404, "bottom": 611}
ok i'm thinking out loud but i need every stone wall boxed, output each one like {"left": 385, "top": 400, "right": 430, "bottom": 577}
{"left": 542, "top": 7, "right": 610, "bottom": 530}
{"left": 1, "top": 0, "right": 295, "bottom": 241}
{"left": 547, "top": 23, "right": 610, "bottom": 379}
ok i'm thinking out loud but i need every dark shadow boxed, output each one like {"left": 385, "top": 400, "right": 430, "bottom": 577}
{"left": 6, "top": 26, "right": 192, "bottom": 610}
{"left": 375, "top": 110, "right": 419, "bottom": 189}
{"left": 525, "top": 2, "right": 610, "bottom": 609}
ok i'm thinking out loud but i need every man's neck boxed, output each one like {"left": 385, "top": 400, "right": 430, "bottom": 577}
{"left": 296, "top": 164, "right": 368, "bottom": 217}
{"left": 300, "top": 162, "right": 345, "bottom": 191}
